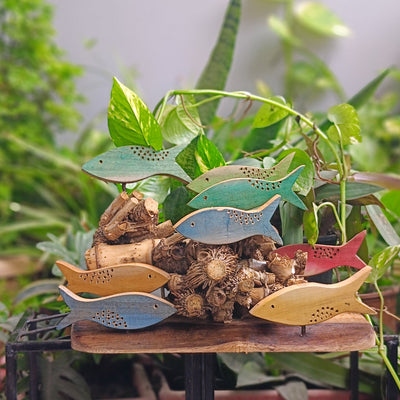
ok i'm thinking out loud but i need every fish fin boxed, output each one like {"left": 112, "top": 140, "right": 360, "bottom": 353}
{"left": 341, "top": 231, "right": 367, "bottom": 269}
{"left": 258, "top": 195, "right": 283, "bottom": 245}
{"left": 334, "top": 266, "right": 372, "bottom": 294}
{"left": 167, "top": 145, "right": 192, "bottom": 183}
{"left": 280, "top": 166, "right": 307, "bottom": 210}
{"left": 56, "top": 312, "right": 78, "bottom": 330}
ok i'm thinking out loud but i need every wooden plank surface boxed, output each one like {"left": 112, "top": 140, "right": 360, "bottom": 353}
{"left": 71, "top": 313, "right": 375, "bottom": 354}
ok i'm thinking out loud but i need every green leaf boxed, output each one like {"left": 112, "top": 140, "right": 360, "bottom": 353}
{"left": 108, "top": 77, "right": 162, "bottom": 150}
{"left": 366, "top": 204, "right": 400, "bottom": 246}
{"left": 195, "top": 0, "right": 241, "bottom": 125}
{"left": 304, "top": 206, "right": 319, "bottom": 246}
{"left": 280, "top": 203, "right": 303, "bottom": 245}
{"left": 327, "top": 103, "right": 361, "bottom": 145}
{"left": 268, "top": 15, "right": 301, "bottom": 46}
{"left": 381, "top": 190, "right": 400, "bottom": 219}
{"left": 13, "top": 279, "right": 61, "bottom": 305}
{"left": 295, "top": 2, "right": 350, "bottom": 37}
{"left": 161, "top": 95, "right": 203, "bottom": 145}
{"left": 275, "top": 380, "right": 308, "bottom": 400}
{"left": 175, "top": 135, "right": 225, "bottom": 180}
{"left": 277, "top": 149, "right": 314, "bottom": 196}
{"left": 163, "top": 186, "right": 194, "bottom": 224}
{"left": 315, "top": 182, "right": 382, "bottom": 202}
{"left": 366, "top": 245, "right": 400, "bottom": 283}
{"left": 253, "top": 97, "right": 290, "bottom": 129}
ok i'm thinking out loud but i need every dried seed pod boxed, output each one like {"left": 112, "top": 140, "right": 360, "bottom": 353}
{"left": 174, "top": 289, "right": 208, "bottom": 319}
{"left": 294, "top": 249, "right": 307, "bottom": 276}
{"left": 206, "top": 286, "right": 227, "bottom": 307}
{"left": 286, "top": 276, "right": 307, "bottom": 286}
{"left": 235, "top": 292, "right": 252, "bottom": 309}
{"left": 185, "top": 246, "right": 238, "bottom": 290}
{"left": 211, "top": 300, "right": 235, "bottom": 323}
{"left": 168, "top": 273, "right": 186, "bottom": 295}
{"left": 152, "top": 240, "right": 191, "bottom": 274}
{"left": 267, "top": 253, "right": 296, "bottom": 283}
{"left": 250, "top": 287, "right": 270, "bottom": 305}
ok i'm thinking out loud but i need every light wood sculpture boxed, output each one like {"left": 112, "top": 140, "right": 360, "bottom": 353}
{"left": 188, "top": 166, "right": 306, "bottom": 210}
{"left": 249, "top": 266, "right": 375, "bottom": 326}
{"left": 273, "top": 231, "right": 367, "bottom": 276}
{"left": 82, "top": 144, "right": 191, "bottom": 184}
{"left": 57, "top": 285, "right": 176, "bottom": 330}
{"left": 186, "top": 153, "right": 295, "bottom": 193}
{"left": 174, "top": 195, "right": 283, "bottom": 245}
{"left": 57, "top": 260, "right": 170, "bottom": 296}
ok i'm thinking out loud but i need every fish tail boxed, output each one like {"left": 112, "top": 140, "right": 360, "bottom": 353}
{"left": 349, "top": 297, "right": 376, "bottom": 315}
{"left": 341, "top": 231, "right": 367, "bottom": 270}
{"left": 280, "top": 166, "right": 307, "bottom": 210}
{"left": 56, "top": 260, "right": 81, "bottom": 290}
{"left": 259, "top": 195, "right": 283, "bottom": 245}
{"left": 56, "top": 285, "right": 82, "bottom": 330}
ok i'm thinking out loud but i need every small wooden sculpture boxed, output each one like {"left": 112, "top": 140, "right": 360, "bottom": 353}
{"left": 57, "top": 285, "right": 177, "bottom": 330}
{"left": 186, "top": 153, "right": 295, "bottom": 193}
{"left": 82, "top": 144, "right": 191, "bottom": 184}
{"left": 188, "top": 166, "right": 306, "bottom": 210}
{"left": 249, "top": 266, "right": 375, "bottom": 326}
{"left": 273, "top": 231, "right": 367, "bottom": 276}
{"left": 174, "top": 195, "right": 283, "bottom": 245}
{"left": 56, "top": 260, "right": 170, "bottom": 296}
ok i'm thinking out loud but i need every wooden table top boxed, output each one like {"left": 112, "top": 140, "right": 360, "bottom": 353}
{"left": 71, "top": 313, "right": 376, "bottom": 354}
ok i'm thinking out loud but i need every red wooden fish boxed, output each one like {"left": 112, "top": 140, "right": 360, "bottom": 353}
{"left": 273, "top": 231, "right": 367, "bottom": 276}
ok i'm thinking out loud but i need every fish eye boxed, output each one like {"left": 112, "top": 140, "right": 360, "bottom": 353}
{"left": 153, "top": 304, "right": 159, "bottom": 310}
{"left": 203, "top": 195, "right": 208, "bottom": 200}
{"left": 190, "top": 221, "right": 195, "bottom": 227}
{"left": 205, "top": 177, "right": 209, "bottom": 182}
{"left": 270, "top": 304, "right": 275, "bottom": 309}
{"left": 99, "top": 160, "right": 103, "bottom": 164}
{"left": 148, "top": 274, "right": 152, "bottom": 279}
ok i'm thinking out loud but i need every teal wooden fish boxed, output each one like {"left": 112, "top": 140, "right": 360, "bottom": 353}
{"left": 188, "top": 166, "right": 306, "bottom": 210}
{"left": 56, "top": 286, "right": 176, "bottom": 330}
{"left": 249, "top": 266, "right": 375, "bottom": 326}
{"left": 82, "top": 144, "right": 191, "bottom": 184}
{"left": 174, "top": 195, "right": 282, "bottom": 245}
{"left": 186, "top": 153, "right": 295, "bottom": 194}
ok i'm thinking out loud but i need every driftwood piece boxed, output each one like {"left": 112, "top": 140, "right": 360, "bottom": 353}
{"left": 85, "top": 239, "right": 161, "bottom": 270}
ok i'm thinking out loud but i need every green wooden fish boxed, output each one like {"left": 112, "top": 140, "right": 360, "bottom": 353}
{"left": 82, "top": 144, "right": 191, "bottom": 184}
{"left": 186, "top": 153, "right": 295, "bottom": 193}
{"left": 188, "top": 166, "right": 306, "bottom": 210}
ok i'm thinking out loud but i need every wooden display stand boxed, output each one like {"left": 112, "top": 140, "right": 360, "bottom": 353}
{"left": 71, "top": 313, "right": 375, "bottom": 400}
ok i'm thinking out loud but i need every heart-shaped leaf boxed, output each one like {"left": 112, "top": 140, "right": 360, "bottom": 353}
{"left": 327, "top": 103, "right": 361, "bottom": 145}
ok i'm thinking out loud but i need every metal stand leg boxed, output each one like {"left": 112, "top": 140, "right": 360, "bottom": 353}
{"left": 384, "top": 335, "right": 399, "bottom": 400}
{"left": 184, "top": 353, "right": 214, "bottom": 400}
{"left": 350, "top": 351, "right": 359, "bottom": 400}
{"left": 5, "top": 343, "right": 17, "bottom": 400}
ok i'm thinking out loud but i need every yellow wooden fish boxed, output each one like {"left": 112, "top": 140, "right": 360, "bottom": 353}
{"left": 56, "top": 260, "right": 170, "bottom": 296}
{"left": 249, "top": 266, "right": 376, "bottom": 326}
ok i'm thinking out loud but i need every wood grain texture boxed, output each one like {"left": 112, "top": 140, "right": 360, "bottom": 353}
{"left": 174, "top": 195, "right": 282, "bottom": 245}
{"left": 57, "top": 260, "right": 170, "bottom": 296}
{"left": 249, "top": 267, "right": 375, "bottom": 325}
{"left": 71, "top": 313, "right": 375, "bottom": 354}
{"left": 273, "top": 231, "right": 367, "bottom": 276}
{"left": 82, "top": 144, "right": 191, "bottom": 184}
{"left": 186, "top": 153, "right": 295, "bottom": 193}
{"left": 188, "top": 166, "right": 306, "bottom": 210}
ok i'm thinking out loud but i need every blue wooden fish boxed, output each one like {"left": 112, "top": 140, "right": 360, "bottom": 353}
{"left": 56, "top": 285, "right": 177, "bottom": 330}
{"left": 188, "top": 166, "right": 306, "bottom": 210}
{"left": 250, "top": 266, "right": 375, "bottom": 326}
{"left": 82, "top": 144, "right": 191, "bottom": 184}
{"left": 186, "top": 153, "right": 295, "bottom": 194}
{"left": 174, "top": 195, "right": 282, "bottom": 245}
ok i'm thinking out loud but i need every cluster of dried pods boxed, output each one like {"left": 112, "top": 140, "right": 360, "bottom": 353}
{"left": 86, "top": 192, "right": 308, "bottom": 323}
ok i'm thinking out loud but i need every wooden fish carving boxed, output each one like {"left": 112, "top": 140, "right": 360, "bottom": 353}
{"left": 174, "top": 195, "right": 282, "bottom": 245}
{"left": 249, "top": 266, "right": 375, "bottom": 326}
{"left": 82, "top": 144, "right": 191, "bottom": 184}
{"left": 186, "top": 153, "right": 295, "bottom": 194}
{"left": 188, "top": 166, "right": 306, "bottom": 210}
{"left": 56, "top": 286, "right": 177, "bottom": 330}
{"left": 273, "top": 231, "right": 367, "bottom": 276}
{"left": 56, "top": 260, "right": 170, "bottom": 296}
